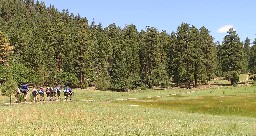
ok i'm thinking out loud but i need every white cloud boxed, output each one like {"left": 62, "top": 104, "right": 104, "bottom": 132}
{"left": 217, "top": 25, "right": 235, "bottom": 33}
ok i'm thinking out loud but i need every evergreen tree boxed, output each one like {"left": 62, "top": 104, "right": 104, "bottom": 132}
{"left": 158, "top": 31, "right": 170, "bottom": 87}
{"left": 168, "top": 23, "right": 216, "bottom": 88}
{"left": 90, "top": 23, "right": 111, "bottom": 90}
{"left": 110, "top": 24, "right": 141, "bottom": 91}
{"left": 170, "top": 23, "right": 195, "bottom": 88}
{"left": 122, "top": 25, "right": 141, "bottom": 89}
{"left": 139, "top": 27, "right": 167, "bottom": 88}
{"left": 0, "top": 0, "right": 249, "bottom": 90}
{"left": 72, "top": 16, "right": 92, "bottom": 88}
{"left": 0, "top": 76, "right": 18, "bottom": 105}
{"left": 249, "top": 38, "right": 256, "bottom": 74}
{"left": 243, "top": 37, "right": 250, "bottom": 73}
{"left": 105, "top": 23, "right": 128, "bottom": 90}
{"left": 216, "top": 41, "right": 223, "bottom": 77}
{"left": 199, "top": 26, "right": 217, "bottom": 83}
{"left": 219, "top": 28, "right": 244, "bottom": 85}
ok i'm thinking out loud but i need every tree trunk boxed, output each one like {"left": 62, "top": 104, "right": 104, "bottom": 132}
{"left": 194, "top": 73, "right": 198, "bottom": 87}
{"left": 194, "top": 63, "right": 198, "bottom": 87}
{"left": 9, "top": 95, "right": 11, "bottom": 106}
{"left": 80, "top": 71, "right": 84, "bottom": 88}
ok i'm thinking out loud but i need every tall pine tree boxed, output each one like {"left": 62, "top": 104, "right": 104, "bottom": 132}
{"left": 219, "top": 28, "right": 244, "bottom": 85}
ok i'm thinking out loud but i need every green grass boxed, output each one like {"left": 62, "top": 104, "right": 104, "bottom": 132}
{"left": 120, "top": 95, "right": 256, "bottom": 117}
{"left": 208, "top": 74, "right": 250, "bottom": 85}
{"left": 1, "top": 86, "right": 256, "bottom": 135}
{"left": 209, "top": 79, "right": 231, "bottom": 85}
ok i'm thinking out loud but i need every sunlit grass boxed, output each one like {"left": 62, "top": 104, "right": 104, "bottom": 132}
{"left": 239, "top": 74, "right": 249, "bottom": 82}
{"left": 1, "top": 86, "right": 256, "bottom": 135}
{"left": 120, "top": 95, "right": 256, "bottom": 117}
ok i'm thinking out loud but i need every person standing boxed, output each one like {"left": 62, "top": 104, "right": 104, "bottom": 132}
{"left": 31, "top": 86, "right": 38, "bottom": 102}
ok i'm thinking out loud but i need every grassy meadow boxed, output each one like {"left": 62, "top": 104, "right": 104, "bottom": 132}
{"left": 1, "top": 85, "right": 256, "bottom": 135}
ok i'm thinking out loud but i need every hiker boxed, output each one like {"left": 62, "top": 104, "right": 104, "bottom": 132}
{"left": 38, "top": 86, "right": 45, "bottom": 101}
{"left": 49, "top": 86, "right": 55, "bottom": 101}
{"left": 63, "top": 86, "right": 72, "bottom": 101}
{"left": 20, "top": 83, "right": 29, "bottom": 102}
{"left": 54, "top": 84, "right": 61, "bottom": 100}
{"left": 31, "top": 86, "right": 38, "bottom": 102}
{"left": 46, "top": 87, "right": 51, "bottom": 100}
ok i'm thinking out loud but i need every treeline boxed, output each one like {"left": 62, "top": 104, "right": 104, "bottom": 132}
{"left": 0, "top": 0, "right": 254, "bottom": 91}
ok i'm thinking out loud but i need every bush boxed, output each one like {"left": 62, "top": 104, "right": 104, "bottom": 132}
{"left": 230, "top": 71, "right": 239, "bottom": 86}
{"left": 95, "top": 75, "right": 111, "bottom": 91}
{"left": 57, "top": 72, "right": 79, "bottom": 88}
{"left": 252, "top": 81, "right": 256, "bottom": 86}
{"left": 0, "top": 77, "right": 17, "bottom": 95}
{"left": 80, "top": 81, "right": 88, "bottom": 89}
{"left": 250, "top": 75, "right": 256, "bottom": 81}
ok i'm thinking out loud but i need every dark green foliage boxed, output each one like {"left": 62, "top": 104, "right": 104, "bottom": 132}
{"left": 219, "top": 28, "right": 244, "bottom": 85}
{"left": 121, "top": 25, "right": 141, "bottom": 89}
{"left": 8, "top": 61, "right": 34, "bottom": 84}
{"left": 0, "top": 74, "right": 18, "bottom": 105}
{"left": 0, "top": 77, "right": 17, "bottom": 96}
{"left": 215, "top": 42, "right": 223, "bottom": 77}
{"left": 90, "top": 23, "right": 111, "bottom": 90}
{"left": 58, "top": 72, "right": 79, "bottom": 88}
{"left": 229, "top": 71, "right": 239, "bottom": 86}
{"left": 168, "top": 23, "right": 217, "bottom": 88}
{"left": 109, "top": 24, "right": 141, "bottom": 91}
{"left": 95, "top": 70, "right": 111, "bottom": 91}
{"left": 249, "top": 39, "right": 256, "bottom": 74}
{"left": 140, "top": 27, "right": 168, "bottom": 88}
{"left": 242, "top": 37, "right": 250, "bottom": 73}
{"left": 199, "top": 27, "right": 217, "bottom": 83}
{"left": 0, "top": 0, "right": 253, "bottom": 90}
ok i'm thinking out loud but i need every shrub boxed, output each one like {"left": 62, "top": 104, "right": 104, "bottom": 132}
{"left": 230, "top": 71, "right": 239, "bottom": 86}
{"left": 95, "top": 75, "right": 111, "bottom": 91}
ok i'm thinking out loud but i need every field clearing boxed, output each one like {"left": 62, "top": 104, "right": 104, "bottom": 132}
{"left": 1, "top": 86, "right": 256, "bottom": 135}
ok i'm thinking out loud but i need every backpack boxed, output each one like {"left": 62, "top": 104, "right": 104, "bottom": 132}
{"left": 63, "top": 89, "right": 69, "bottom": 93}
{"left": 32, "top": 91, "right": 37, "bottom": 96}
{"left": 38, "top": 90, "right": 44, "bottom": 94}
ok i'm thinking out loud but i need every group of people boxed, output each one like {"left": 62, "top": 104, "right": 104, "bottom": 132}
{"left": 15, "top": 83, "right": 73, "bottom": 103}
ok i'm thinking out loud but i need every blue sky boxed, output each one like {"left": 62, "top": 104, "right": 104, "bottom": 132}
{"left": 41, "top": 0, "right": 255, "bottom": 43}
